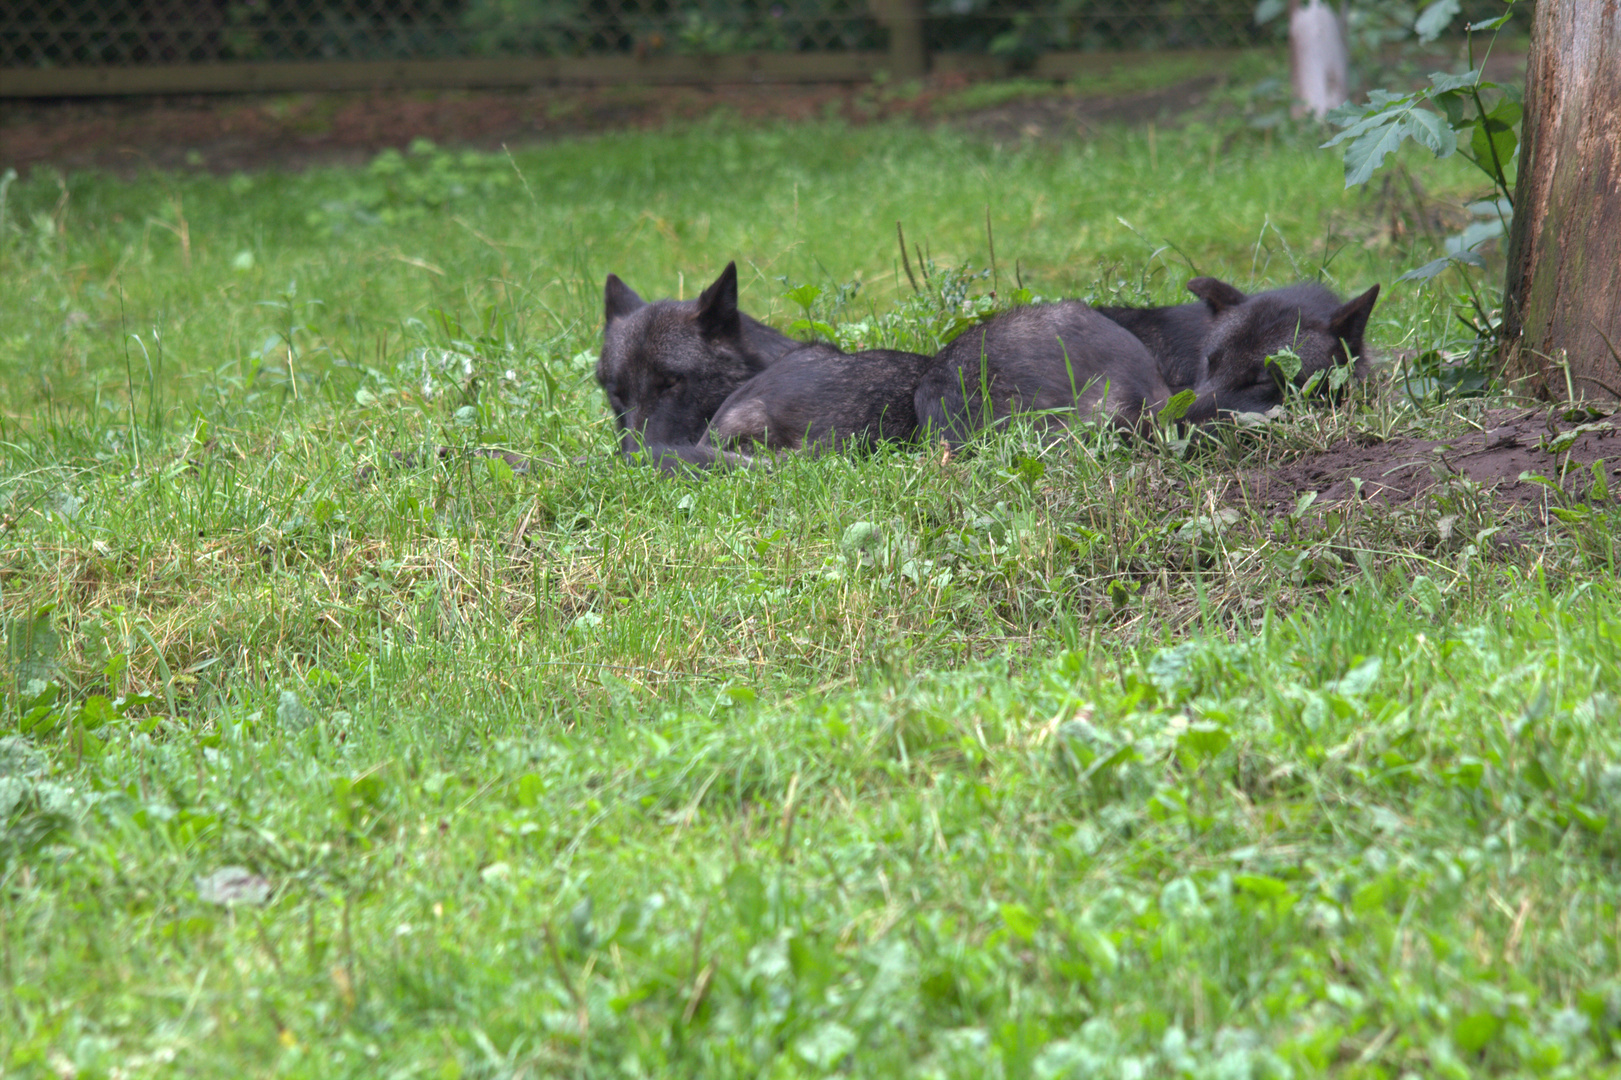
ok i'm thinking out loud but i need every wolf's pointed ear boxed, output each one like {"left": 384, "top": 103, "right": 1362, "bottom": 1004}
{"left": 1186, "top": 277, "right": 1248, "bottom": 314}
{"left": 1328, "top": 285, "right": 1380, "bottom": 352}
{"left": 695, "top": 261, "right": 741, "bottom": 339}
{"left": 604, "top": 274, "right": 645, "bottom": 323}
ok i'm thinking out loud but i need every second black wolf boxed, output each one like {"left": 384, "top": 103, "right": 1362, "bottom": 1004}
{"left": 912, "top": 301, "right": 1171, "bottom": 446}
{"left": 1096, "top": 278, "right": 1379, "bottom": 400}
{"left": 1180, "top": 277, "right": 1380, "bottom": 420}
{"left": 707, "top": 343, "right": 935, "bottom": 453}
{"left": 597, "top": 261, "right": 800, "bottom": 459}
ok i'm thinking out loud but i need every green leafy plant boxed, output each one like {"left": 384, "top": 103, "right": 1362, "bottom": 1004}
{"left": 1320, "top": 3, "right": 1521, "bottom": 397}
{"left": 306, "top": 139, "right": 516, "bottom": 234}
{"left": 1323, "top": 6, "right": 1519, "bottom": 241}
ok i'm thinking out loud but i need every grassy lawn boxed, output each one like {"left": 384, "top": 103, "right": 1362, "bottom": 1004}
{"left": 2, "top": 105, "right": 1618, "bottom": 1078}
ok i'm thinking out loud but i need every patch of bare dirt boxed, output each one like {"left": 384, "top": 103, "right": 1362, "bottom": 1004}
{"left": 0, "top": 71, "right": 1232, "bottom": 177}
{"left": 950, "top": 76, "right": 1222, "bottom": 143}
{"left": 1229, "top": 407, "right": 1621, "bottom": 516}
{"left": 0, "top": 83, "right": 842, "bottom": 176}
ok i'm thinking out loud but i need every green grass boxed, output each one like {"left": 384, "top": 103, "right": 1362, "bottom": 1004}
{"left": 930, "top": 50, "right": 1276, "bottom": 116}
{"left": 931, "top": 78, "right": 1069, "bottom": 116}
{"left": 3, "top": 110, "right": 1619, "bottom": 1078}
{"left": 1064, "top": 50, "right": 1272, "bottom": 100}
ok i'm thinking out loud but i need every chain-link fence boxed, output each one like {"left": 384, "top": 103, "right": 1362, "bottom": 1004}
{"left": 0, "top": 1, "right": 1279, "bottom": 68}
{"left": 1, "top": 2, "right": 892, "bottom": 68}
{"left": 0, "top": 2, "right": 1526, "bottom": 95}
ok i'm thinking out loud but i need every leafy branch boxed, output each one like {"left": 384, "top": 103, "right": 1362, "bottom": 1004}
{"left": 1320, "top": 4, "right": 1520, "bottom": 288}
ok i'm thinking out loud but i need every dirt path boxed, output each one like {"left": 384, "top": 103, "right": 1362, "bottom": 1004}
{"left": 0, "top": 72, "right": 1236, "bottom": 177}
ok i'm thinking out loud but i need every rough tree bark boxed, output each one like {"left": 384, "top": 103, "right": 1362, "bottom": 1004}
{"left": 1290, "top": 0, "right": 1349, "bottom": 120}
{"left": 1500, "top": 0, "right": 1621, "bottom": 401}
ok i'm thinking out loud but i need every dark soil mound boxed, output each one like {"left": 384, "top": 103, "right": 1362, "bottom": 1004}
{"left": 1230, "top": 407, "right": 1621, "bottom": 517}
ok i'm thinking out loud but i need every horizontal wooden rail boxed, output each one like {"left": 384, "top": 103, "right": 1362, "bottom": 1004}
{"left": 0, "top": 52, "right": 894, "bottom": 98}
{"left": 0, "top": 43, "right": 1259, "bottom": 100}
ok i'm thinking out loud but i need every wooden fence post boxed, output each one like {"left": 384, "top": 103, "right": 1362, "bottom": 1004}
{"left": 873, "top": 0, "right": 928, "bottom": 78}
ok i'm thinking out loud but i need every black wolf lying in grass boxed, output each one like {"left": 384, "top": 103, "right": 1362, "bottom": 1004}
{"left": 597, "top": 263, "right": 1378, "bottom": 467}
{"left": 707, "top": 343, "right": 934, "bottom": 453}
{"left": 913, "top": 300, "right": 1172, "bottom": 446}
{"left": 1097, "top": 277, "right": 1380, "bottom": 417}
{"left": 598, "top": 264, "right": 929, "bottom": 466}
{"left": 1182, "top": 278, "right": 1379, "bottom": 419}
{"left": 597, "top": 261, "right": 799, "bottom": 465}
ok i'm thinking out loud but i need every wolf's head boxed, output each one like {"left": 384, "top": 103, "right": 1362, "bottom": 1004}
{"left": 1184, "top": 277, "right": 1379, "bottom": 418}
{"left": 597, "top": 262, "right": 778, "bottom": 453}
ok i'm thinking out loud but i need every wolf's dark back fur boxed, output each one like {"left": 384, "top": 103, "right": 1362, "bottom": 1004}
{"left": 1094, "top": 301, "right": 1213, "bottom": 390}
{"left": 913, "top": 301, "right": 1170, "bottom": 445}
{"left": 708, "top": 344, "right": 934, "bottom": 452}
{"left": 1181, "top": 277, "right": 1380, "bottom": 421}
{"left": 596, "top": 262, "right": 800, "bottom": 456}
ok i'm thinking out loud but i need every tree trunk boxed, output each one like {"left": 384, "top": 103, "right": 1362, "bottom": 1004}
{"left": 1289, "top": 0, "right": 1348, "bottom": 121}
{"left": 1499, "top": 0, "right": 1621, "bottom": 402}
